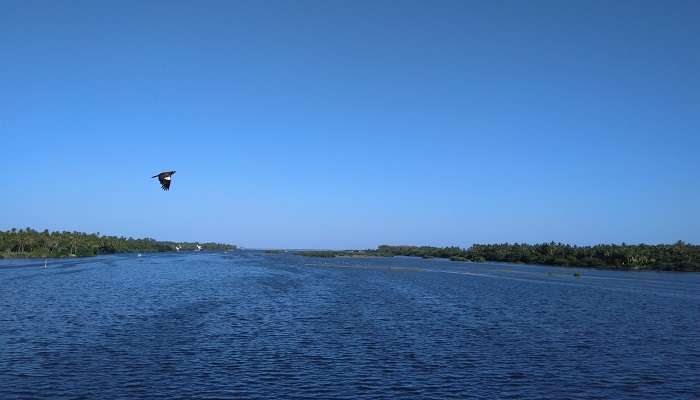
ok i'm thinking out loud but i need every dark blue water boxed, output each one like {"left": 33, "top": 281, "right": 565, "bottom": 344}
{"left": 1, "top": 252, "right": 699, "bottom": 399}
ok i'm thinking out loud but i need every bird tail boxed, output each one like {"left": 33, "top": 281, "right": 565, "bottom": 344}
{"left": 151, "top": 174, "right": 159, "bottom": 178}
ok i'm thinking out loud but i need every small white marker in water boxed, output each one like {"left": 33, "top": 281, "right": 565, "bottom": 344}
{"left": 44, "top": 258, "right": 47, "bottom": 269}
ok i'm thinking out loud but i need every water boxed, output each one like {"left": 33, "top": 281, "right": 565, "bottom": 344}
{"left": 1, "top": 252, "right": 698, "bottom": 399}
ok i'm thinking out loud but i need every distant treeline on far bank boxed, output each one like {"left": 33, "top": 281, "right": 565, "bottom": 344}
{"left": 295, "top": 243, "right": 700, "bottom": 272}
{"left": 0, "top": 228, "right": 235, "bottom": 259}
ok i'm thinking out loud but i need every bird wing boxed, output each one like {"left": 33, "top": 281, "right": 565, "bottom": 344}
{"left": 158, "top": 176, "right": 171, "bottom": 191}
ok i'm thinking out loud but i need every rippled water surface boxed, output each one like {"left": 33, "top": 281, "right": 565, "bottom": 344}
{"left": 1, "top": 252, "right": 699, "bottom": 399}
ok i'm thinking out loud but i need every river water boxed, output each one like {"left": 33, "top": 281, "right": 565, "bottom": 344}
{"left": 1, "top": 251, "right": 698, "bottom": 399}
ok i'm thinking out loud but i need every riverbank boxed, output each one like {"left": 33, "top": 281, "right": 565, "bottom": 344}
{"left": 0, "top": 228, "right": 235, "bottom": 259}
{"left": 1, "top": 250, "right": 167, "bottom": 260}
{"left": 295, "top": 243, "right": 700, "bottom": 272}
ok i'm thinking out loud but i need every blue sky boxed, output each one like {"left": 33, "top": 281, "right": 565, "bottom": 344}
{"left": 1, "top": 0, "right": 698, "bottom": 248}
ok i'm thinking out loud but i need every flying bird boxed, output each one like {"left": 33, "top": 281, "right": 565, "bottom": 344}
{"left": 152, "top": 171, "right": 176, "bottom": 191}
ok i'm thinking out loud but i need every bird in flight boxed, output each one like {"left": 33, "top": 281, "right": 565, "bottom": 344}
{"left": 152, "top": 171, "right": 176, "bottom": 191}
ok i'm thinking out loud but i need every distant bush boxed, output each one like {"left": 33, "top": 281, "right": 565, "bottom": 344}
{"left": 295, "top": 251, "right": 340, "bottom": 258}
{"left": 265, "top": 250, "right": 283, "bottom": 254}
{"left": 295, "top": 241, "right": 700, "bottom": 271}
{"left": 0, "top": 228, "right": 235, "bottom": 259}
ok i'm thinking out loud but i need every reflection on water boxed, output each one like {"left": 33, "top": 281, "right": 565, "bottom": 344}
{"left": 1, "top": 252, "right": 698, "bottom": 399}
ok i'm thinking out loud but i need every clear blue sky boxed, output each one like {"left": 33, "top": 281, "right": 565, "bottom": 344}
{"left": 1, "top": 1, "right": 698, "bottom": 249}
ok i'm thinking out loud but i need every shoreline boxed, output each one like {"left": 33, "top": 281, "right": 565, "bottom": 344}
{"left": 0, "top": 249, "right": 231, "bottom": 260}
{"left": 293, "top": 244, "right": 700, "bottom": 273}
{"left": 0, "top": 228, "right": 235, "bottom": 260}
{"left": 297, "top": 253, "right": 699, "bottom": 273}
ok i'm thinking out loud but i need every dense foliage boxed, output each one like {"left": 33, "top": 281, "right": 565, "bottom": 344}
{"left": 296, "top": 242, "right": 700, "bottom": 271}
{"left": 0, "top": 228, "right": 235, "bottom": 258}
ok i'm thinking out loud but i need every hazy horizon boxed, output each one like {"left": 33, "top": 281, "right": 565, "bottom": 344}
{"left": 2, "top": 1, "right": 698, "bottom": 249}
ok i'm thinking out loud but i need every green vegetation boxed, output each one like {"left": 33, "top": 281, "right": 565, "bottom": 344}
{"left": 264, "top": 250, "right": 284, "bottom": 254}
{"left": 295, "top": 242, "right": 700, "bottom": 271}
{"left": 294, "top": 250, "right": 346, "bottom": 258}
{"left": 293, "top": 249, "right": 383, "bottom": 258}
{"left": 0, "top": 228, "right": 235, "bottom": 259}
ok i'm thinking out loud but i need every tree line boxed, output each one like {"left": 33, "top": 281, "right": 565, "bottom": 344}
{"left": 295, "top": 242, "right": 700, "bottom": 271}
{"left": 0, "top": 228, "right": 235, "bottom": 258}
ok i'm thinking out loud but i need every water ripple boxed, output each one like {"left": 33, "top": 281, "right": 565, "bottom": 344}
{"left": 0, "top": 252, "right": 698, "bottom": 399}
